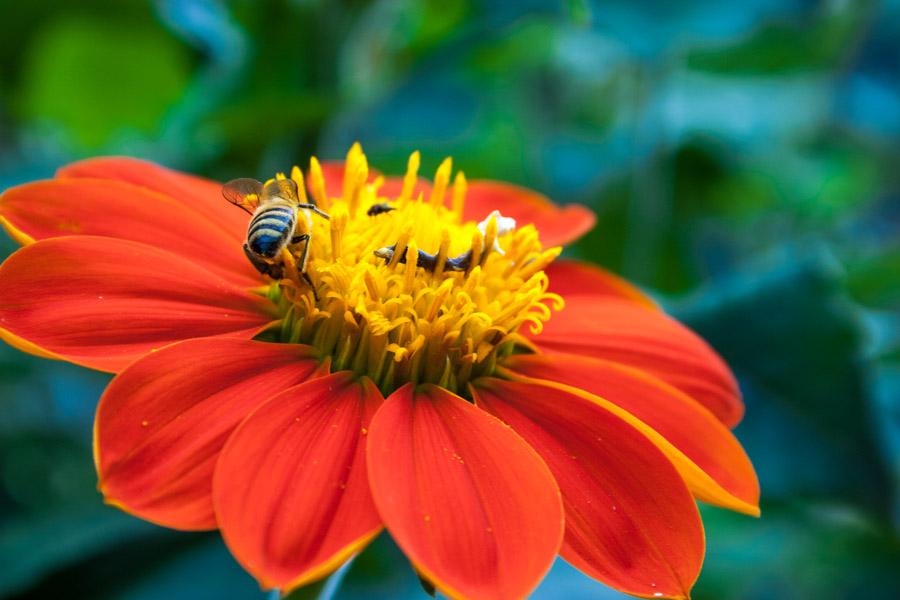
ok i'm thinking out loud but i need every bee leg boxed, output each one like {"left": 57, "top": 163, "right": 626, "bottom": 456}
{"left": 301, "top": 271, "right": 319, "bottom": 302}
{"left": 297, "top": 204, "right": 330, "bottom": 220}
{"left": 291, "top": 234, "right": 311, "bottom": 271}
{"left": 266, "top": 263, "right": 285, "bottom": 280}
{"left": 290, "top": 234, "right": 319, "bottom": 301}
{"left": 243, "top": 243, "right": 282, "bottom": 278}
{"left": 445, "top": 249, "right": 473, "bottom": 272}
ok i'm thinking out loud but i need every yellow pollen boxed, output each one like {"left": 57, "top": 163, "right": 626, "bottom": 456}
{"left": 399, "top": 151, "right": 420, "bottom": 203}
{"left": 290, "top": 166, "right": 309, "bottom": 204}
{"left": 451, "top": 171, "right": 467, "bottom": 217}
{"left": 261, "top": 145, "right": 563, "bottom": 395}
{"left": 429, "top": 157, "right": 452, "bottom": 208}
{"left": 308, "top": 157, "right": 329, "bottom": 209}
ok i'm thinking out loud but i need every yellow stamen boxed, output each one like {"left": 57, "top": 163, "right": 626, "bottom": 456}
{"left": 481, "top": 215, "right": 499, "bottom": 267}
{"left": 433, "top": 229, "right": 451, "bottom": 278}
{"left": 329, "top": 206, "right": 346, "bottom": 260}
{"left": 404, "top": 241, "right": 419, "bottom": 292}
{"left": 291, "top": 166, "right": 309, "bottom": 204}
{"left": 451, "top": 171, "right": 467, "bottom": 217}
{"left": 428, "top": 157, "right": 452, "bottom": 208}
{"left": 467, "top": 231, "right": 484, "bottom": 273}
{"left": 308, "top": 157, "right": 329, "bottom": 209}
{"left": 399, "top": 151, "right": 420, "bottom": 203}
{"left": 343, "top": 142, "right": 363, "bottom": 200}
{"left": 343, "top": 143, "right": 369, "bottom": 216}
{"left": 255, "top": 147, "right": 562, "bottom": 394}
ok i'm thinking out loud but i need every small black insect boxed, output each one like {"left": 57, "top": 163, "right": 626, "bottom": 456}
{"left": 366, "top": 202, "right": 395, "bottom": 217}
{"left": 374, "top": 244, "right": 472, "bottom": 272}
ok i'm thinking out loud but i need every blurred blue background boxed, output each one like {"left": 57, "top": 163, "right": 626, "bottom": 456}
{"left": 1, "top": 1, "right": 899, "bottom": 598}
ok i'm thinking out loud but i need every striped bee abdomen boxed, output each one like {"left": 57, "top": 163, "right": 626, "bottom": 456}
{"left": 247, "top": 205, "right": 296, "bottom": 258}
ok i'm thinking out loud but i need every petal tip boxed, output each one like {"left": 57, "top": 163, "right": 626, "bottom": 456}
{"left": 0, "top": 325, "right": 66, "bottom": 363}
{"left": 0, "top": 213, "right": 37, "bottom": 246}
{"left": 280, "top": 527, "right": 383, "bottom": 594}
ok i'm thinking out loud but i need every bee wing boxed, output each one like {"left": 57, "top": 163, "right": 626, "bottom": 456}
{"left": 223, "top": 178, "right": 264, "bottom": 213}
{"left": 263, "top": 178, "right": 299, "bottom": 203}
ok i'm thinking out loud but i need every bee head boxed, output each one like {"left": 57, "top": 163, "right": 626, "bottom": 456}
{"left": 374, "top": 245, "right": 396, "bottom": 263}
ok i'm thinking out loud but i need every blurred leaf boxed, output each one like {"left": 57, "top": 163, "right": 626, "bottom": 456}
{"left": 686, "top": 1, "right": 874, "bottom": 74}
{"left": 211, "top": 91, "right": 333, "bottom": 147}
{"left": 332, "top": 534, "right": 423, "bottom": 599}
{"left": 109, "top": 535, "right": 265, "bottom": 600}
{"left": 0, "top": 433, "right": 96, "bottom": 511}
{"left": 0, "top": 505, "right": 157, "bottom": 596}
{"left": 563, "top": 0, "right": 593, "bottom": 28}
{"left": 847, "top": 246, "right": 900, "bottom": 309}
{"left": 17, "top": 15, "right": 191, "bottom": 149}
{"left": 332, "top": 533, "right": 630, "bottom": 599}
{"left": 569, "top": 170, "right": 702, "bottom": 294}
{"left": 531, "top": 560, "right": 626, "bottom": 599}
{"left": 339, "top": 0, "right": 470, "bottom": 103}
{"left": 0, "top": 497, "right": 262, "bottom": 600}
{"left": 695, "top": 502, "right": 900, "bottom": 599}
{"left": 674, "top": 252, "right": 891, "bottom": 514}
{"left": 282, "top": 579, "right": 328, "bottom": 600}
{"left": 468, "top": 18, "right": 558, "bottom": 75}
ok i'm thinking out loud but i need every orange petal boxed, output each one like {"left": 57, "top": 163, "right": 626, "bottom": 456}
{"left": 318, "top": 161, "right": 351, "bottom": 196}
{"left": 545, "top": 259, "right": 657, "bottom": 309}
{"left": 0, "top": 236, "right": 273, "bottom": 372}
{"left": 501, "top": 354, "right": 759, "bottom": 516}
{"left": 0, "top": 179, "right": 259, "bottom": 286}
{"left": 319, "top": 161, "right": 346, "bottom": 189}
{"left": 57, "top": 157, "right": 247, "bottom": 242}
{"left": 474, "top": 378, "right": 705, "bottom": 600}
{"left": 214, "top": 372, "right": 383, "bottom": 591}
{"left": 533, "top": 296, "right": 744, "bottom": 427}
{"left": 367, "top": 384, "right": 564, "bottom": 600}
{"left": 96, "top": 338, "right": 323, "bottom": 530}
{"left": 463, "top": 181, "right": 595, "bottom": 246}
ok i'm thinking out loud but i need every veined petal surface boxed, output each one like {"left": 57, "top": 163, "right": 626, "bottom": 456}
{"left": 532, "top": 296, "right": 744, "bottom": 427}
{"left": 214, "top": 373, "right": 383, "bottom": 591}
{"left": 0, "top": 178, "right": 258, "bottom": 286}
{"left": 501, "top": 354, "right": 759, "bottom": 515}
{"left": 0, "top": 236, "right": 273, "bottom": 372}
{"left": 367, "top": 384, "right": 564, "bottom": 600}
{"left": 96, "top": 339, "right": 323, "bottom": 530}
{"left": 474, "top": 378, "right": 705, "bottom": 600}
{"left": 57, "top": 156, "right": 247, "bottom": 241}
{"left": 545, "top": 259, "right": 657, "bottom": 309}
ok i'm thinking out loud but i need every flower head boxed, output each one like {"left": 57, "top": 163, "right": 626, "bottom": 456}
{"left": 0, "top": 145, "right": 758, "bottom": 600}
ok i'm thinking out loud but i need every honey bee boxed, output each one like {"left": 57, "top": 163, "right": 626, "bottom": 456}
{"left": 223, "top": 177, "right": 329, "bottom": 295}
{"left": 374, "top": 245, "right": 472, "bottom": 272}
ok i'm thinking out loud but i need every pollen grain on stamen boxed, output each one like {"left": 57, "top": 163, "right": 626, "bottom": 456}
{"left": 261, "top": 146, "right": 563, "bottom": 395}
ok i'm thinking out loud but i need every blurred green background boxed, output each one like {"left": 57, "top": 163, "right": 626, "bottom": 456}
{"left": 1, "top": 0, "right": 899, "bottom": 598}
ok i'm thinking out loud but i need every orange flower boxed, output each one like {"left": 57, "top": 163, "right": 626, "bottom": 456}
{"left": 0, "top": 145, "right": 758, "bottom": 600}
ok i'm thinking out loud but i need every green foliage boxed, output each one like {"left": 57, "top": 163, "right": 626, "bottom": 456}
{"left": 16, "top": 16, "right": 191, "bottom": 150}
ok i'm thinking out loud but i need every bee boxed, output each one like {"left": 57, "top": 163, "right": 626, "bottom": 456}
{"left": 366, "top": 202, "right": 395, "bottom": 217}
{"left": 374, "top": 245, "right": 472, "bottom": 272}
{"left": 373, "top": 211, "right": 517, "bottom": 274}
{"left": 223, "top": 177, "right": 329, "bottom": 295}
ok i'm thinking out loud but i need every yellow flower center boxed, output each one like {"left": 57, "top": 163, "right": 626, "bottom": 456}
{"left": 260, "top": 145, "right": 563, "bottom": 395}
